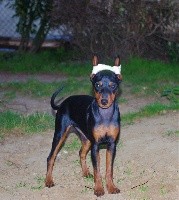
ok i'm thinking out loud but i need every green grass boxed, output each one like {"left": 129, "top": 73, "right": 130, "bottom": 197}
{"left": 0, "top": 56, "right": 179, "bottom": 97}
{"left": 0, "top": 52, "right": 179, "bottom": 138}
{"left": 125, "top": 57, "right": 178, "bottom": 83}
{"left": 16, "top": 181, "right": 29, "bottom": 189}
{"left": 124, "top": 166, "right": 133, "bottom": 176}
{"left": 16, "top": 175, "right": 45, "bottom": 190}
{"left": 84, "top": 175, "right": 94, "bottom": 183}
{"left": 31, "top": 175, "right": 45, "bottom": 190}
{"left": 0, "top": 51, "right": 178, "bottom": 79}
{"left": 160, "top": 185, "right": 168, "bottom": 196}
{"left": 0, "top": 51, "right": 91, "bottom": 76}
{"left": 163, "top": 130, "right": 179, "bottom": 137}
{"left": 122, "top": 102, "right": 179, "bottom": 126}
{"left": 1, "top": 52, "right": 178, "bottom": 98}
{"left": 64, "top": 137, "right": 81, "bottom": 151}
{"left": 0, "top": 111, "right": 54, "bottom": 139}
{"left": 0, "top": 78, "right": 92, "bottom": 99}
{"left": 1, "top": 102, "right": 178, "bottom": 139}
{"left": 139, "top": 185, "right": 148, "bottom": 193}
{"left": 123, "top": 57, "right": 179, "bottom": 95}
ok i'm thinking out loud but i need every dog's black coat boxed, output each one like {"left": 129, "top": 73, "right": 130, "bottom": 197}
{"left": 45, "top": 57, "right": 122, "bottom": 197}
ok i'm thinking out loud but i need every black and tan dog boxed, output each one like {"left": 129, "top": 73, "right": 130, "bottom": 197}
{"left": 45, "top": 56, "right": 122, "bottom": 196}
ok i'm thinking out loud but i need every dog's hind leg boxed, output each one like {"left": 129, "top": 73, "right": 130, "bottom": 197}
{"left": 45, "top": 125, "right": 71, "bottom": 188}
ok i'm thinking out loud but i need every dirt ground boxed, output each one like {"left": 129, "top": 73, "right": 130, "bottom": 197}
{"left": 0, "top": 73, "right": 178, "bottom": 200}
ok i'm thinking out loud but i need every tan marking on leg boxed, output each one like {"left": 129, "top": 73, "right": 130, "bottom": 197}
{"left": 79, "top": 140, "right": 91, "bottom": 177}
{"left": 93, "top": 151, "right": 105, "bottom": 196}
{"left": 92, "top": 126, "right": 120, "bottom": 196}
{"left": 45, "top": 126, "right": 71, "bottom": 187}
{"left": 106, "top": 149, "right": 120, "bottom": 194}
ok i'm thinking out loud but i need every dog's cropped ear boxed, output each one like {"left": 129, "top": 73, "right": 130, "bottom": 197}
{"left": 114, "top": 55, "right": 120, "bottom": 66}
{"left": 91, "top": 55, "right": 98, "bottom": 81}
{"left": 92, "top": 55, "right": 98, "bottom": 66}
{"left": 117, "top": 74, "right": 122, "bottom": 82}
{"left": 115, "top": 56, "right": 122, "bottom": 82}
{"left": 90, "top": 73, "right": 96, "bottom": 82}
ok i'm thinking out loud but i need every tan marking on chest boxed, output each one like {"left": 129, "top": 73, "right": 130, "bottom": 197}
{"left": 93, "top": 125, "right": 120, "bottom": 142}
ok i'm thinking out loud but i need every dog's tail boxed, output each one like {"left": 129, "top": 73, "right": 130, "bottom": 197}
{"left": 51, "top": 87, "right": 63, "bottom": 110}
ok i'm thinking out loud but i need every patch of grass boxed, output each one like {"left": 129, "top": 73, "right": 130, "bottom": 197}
{"left": 124, "top": 167, "right": 133, "bottom": 176}
{"left": 124, "top": 57, "right": 179, "bottom": 95}
{"left": 0, "top": 51, "right": 56, "bottom": 73}
{"left": 118, "top": 97, "right": 128, "bottom": 104}
{"left": 84, "top": 175, "right": 94, "bottom": 183}
{"left": 73, "top": 159, "right": 80, "bottom": 166}
{"left": 2, "top": 91, "right": 16, "bottom": 101}
{"left": 125, "top": 57, "right": 178, "bottom": 84}
{"left": 16, "top": 181, "right": 29, "bottom": 189}
{"left": 0, "top": 78, "right": 92, "bottom": 98}
{"left": 5, "top": 160, "right": 15, "bottom": 167}
{"left": 117, "top": 177, "right": 126, "bottom": 184}
{"left": 1, "top": 55, "right": 178, "bottom": 101}
{"left": 16, "top": 176, "right": 45, "bottom": 190}
{"left": 64, "top": 137, "right": 81, "bottom": 151}
{"left": 57, "top": 61, "right": 91, "bottom": 77}
{"left": 0, "top": 101, "right": 178, "bottom": 138}
{"left": 164, "top": 130, "right": 179, "bottom": 137}
{"left": 117, "top": 140, "right": 124, "bottom": 149}
{"left": 122, "top": 102, "right": 179, "bottom": 126}
{"left": 81, "top": 175, "right": 94, "bottom": 193}
{"left": 161, "top": 86, "right": 179, "bottom": 103}
{"left": 1, "top": 52, "right": 178, "bottom": 80}
{"left": 0, "top": 111, "right": 54, "bottom": 139}
{"left": 139, "top": 185, "right": 148, "bottom": 193}
{"left": 24, "top": 112, "right": 54, "bottom": 133}
{"left": 160, "top": 185, "right": 168, "bottom": 196}
{"left": 31, "top": 175, "right": 45, "bottom": 190}
{"left": 0, "top": 111, "right": 22, "bottom": 130}
{"left": 0, "top": 51, "right": 91, "bottom": 76}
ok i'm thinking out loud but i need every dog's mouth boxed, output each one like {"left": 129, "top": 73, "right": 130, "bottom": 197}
{"left": 97, "top": 99, "right": 113, "bottom": 109}
{"left": 101, "top": 98, "right": 108, "bottom": 106}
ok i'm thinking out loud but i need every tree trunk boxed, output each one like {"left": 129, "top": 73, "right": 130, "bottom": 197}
{"left": 30, "top": 0, "right": 52, "bottom": 53}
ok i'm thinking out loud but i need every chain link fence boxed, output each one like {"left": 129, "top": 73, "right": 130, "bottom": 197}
{"left": 0, "top": 1, "right": 20, "bottom": 38}
{"left": 0, "top": 0, "right": 66, "bottom": 51}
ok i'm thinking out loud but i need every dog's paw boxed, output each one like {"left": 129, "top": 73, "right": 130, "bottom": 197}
{"left": 107, "top": 185, "right": 120, "bottom": 194}
{"left": 83, "top": 171, "right": 93, "bottom": 178}
{"left": 45, "top": 178, "right": 55, "bottom": 188}
{"left": 94, "top": 186, "right": 105, "bottom": 197}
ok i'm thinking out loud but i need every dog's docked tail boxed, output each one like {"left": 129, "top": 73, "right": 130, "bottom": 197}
{"left": 50, "top": 87, "right": 63, "bottom": 110}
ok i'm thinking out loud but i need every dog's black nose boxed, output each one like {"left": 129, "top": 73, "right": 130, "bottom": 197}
{"left": 101, "top": 99, "right": 108, "bottom": 106}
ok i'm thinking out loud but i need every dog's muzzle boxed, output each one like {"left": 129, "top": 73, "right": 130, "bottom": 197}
{"left": 101, "top": 99, "right": 108, "bottom": 106}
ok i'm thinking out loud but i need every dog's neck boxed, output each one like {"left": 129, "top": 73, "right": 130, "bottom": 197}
{"left": 97, "top": 102, "right": 117, "bottom": 120}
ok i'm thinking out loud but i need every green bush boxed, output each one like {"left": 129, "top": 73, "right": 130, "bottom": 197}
{"left": 167, "top": 42, "right": 179, "bottom": 63}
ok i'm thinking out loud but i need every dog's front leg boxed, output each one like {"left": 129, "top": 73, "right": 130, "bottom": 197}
{"left": 91, "top": 143, "right": 105, "bottom": 196}
{"left": 106, "top": 141, "right": 120, "bottom": 194}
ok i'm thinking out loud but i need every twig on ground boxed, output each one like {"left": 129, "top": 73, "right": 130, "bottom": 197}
{"left": 131, "top": 170, "right": 155, "bottom": 190}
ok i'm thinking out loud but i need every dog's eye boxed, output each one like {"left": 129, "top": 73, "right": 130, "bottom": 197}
{"left": 109, "top": 83, "right": 117, "bottom": 89}
{"left": 95, "top": 82, "right": 102, "bottom": 89}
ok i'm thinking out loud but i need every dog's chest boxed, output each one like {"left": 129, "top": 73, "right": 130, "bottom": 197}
{"left": 93, "top": 124, "right": 119, "bottom": 142}
{"left": 91, "top": 105, "right": 120, "bottom": 142}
